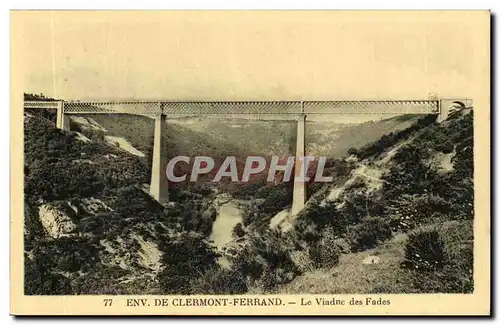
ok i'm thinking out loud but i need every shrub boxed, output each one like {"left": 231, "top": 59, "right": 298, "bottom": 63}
{"left": 258, "top": 265, "right": 296, "bottom": 292}
{"left": 309, "top": 227, "right": 341, "bottom": 268}
{"left": 259, "top": 184, "right": 293, "bottom": 215}
{"left": 404, "top": 229, "right": 446, "bottom": 271}
{"left": 407, "top": 222, "right": 473, "bottom": 293}
{"left": 435, "top": 139, "right": 455, "bottom": 154}
{"left": 158, "top": 264, "right": 199, "bottom": 294}
{"left": 241, "top": 202, "right": 260, "bottom": 227}
{"left": 190, "top": 266, "right": 248, "bottom": 294}
{"left": 232, "top": 223, "right": 245, "bottom": 238}
{"left": 232, "top": 232, "right": 300, "bottom": 291}
{"left": 306, "top": 201, "right": 349, "bottom": 230}
{"left": 158, "top": 234, "right": 219, "bottom": 294}
{"left": 233, "top": 252, "right": 265, "bottom": 280}
{"left": 388, "top": 194, "right": 453, "bottom": 231}
{"left": 346, "top": 217, "right": 393, "bottom": 252}
{"left": 347, "top": 147, "right": 358, "bottom": 156}
{"left": 408, "top": 221, "right": 474, "bottom": 293}
{"left": 25, "top": 257, "right": 73, "bottom": 295}
{"left": 289, "top": 249, "right": 315, "bottom": 273}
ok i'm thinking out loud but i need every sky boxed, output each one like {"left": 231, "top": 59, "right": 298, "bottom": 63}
{"left": 13, "top": 11, "right": 485, "bottom": 102}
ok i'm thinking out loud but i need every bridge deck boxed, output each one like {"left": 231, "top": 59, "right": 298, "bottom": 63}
{"left": 25, "top": 100, "right": 441, "bottom": 115}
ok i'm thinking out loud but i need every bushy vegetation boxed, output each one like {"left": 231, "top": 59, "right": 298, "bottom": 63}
{"left": 403, "top": 229, "right": 446, "bottom": 270}
{"left": 24, "top": 116, "right": 149, "bottom": 204}
{"left": 24, "top": 92, "right": 58, "bottom": 101}
{"left": 232, "top": 231, "right": 300, "bottom": 291}
{"left": 232, "top": 223, "right": 245, "bottom": 238}
{"left": 24, "top": 93, "right": 58, "bottom": 123}
{"left": 158, "top": 233, "right": 219, "bottom": 294}
{"left": 190, "top": 266, "right": 248, "bottom": 294}
{"left": 24, "top": 236, "right": 101, "bottom": 294}
{"left": 309, "top": 227, "right": 341, "bottom": 268}
{"left": 346, "top": 217, "right": 393, "bottom": 252}
{"left": 240, "top": 183, "right": 293, "bottom": 231}
{"left": 25, "top": 257, "right": 73, "bottom": 295}
{"left": 402, "top": 221, "right": 473, "bottom": 293}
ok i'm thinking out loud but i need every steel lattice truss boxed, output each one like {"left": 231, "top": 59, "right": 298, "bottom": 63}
{"left": 24, "top": 101, "right": 60, "bottom": 109}
{"left": 162, "top": 101, "right": 303, "bottom": 115}
{"left": 63, "top": 101, "right": 163, "bottom": 115}
{"left": 25, "top": 100, "right": 440, "bottom": 115}
{"left": 304, "top": 100, "right": 439, "bottom": 114}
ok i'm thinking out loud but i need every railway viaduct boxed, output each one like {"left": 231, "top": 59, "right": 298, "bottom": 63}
{"left": 24, "top": 98, "right": 472, "bottom": 215}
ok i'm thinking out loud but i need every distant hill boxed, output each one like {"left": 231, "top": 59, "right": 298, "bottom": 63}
{"left": 78, "top": 114, "right": 424, "bottom": 161}
{"left": 306, "top": 114, "right": 423, "bottom": 157}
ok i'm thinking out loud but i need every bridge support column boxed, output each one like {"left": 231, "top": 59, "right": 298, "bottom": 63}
{"left": 291, "top": 114, "right": 306, "bottom": 215}
{"left": 437, "top": 100, "right": 449, "bottom": 124}
{"left": 56, "top": 101, "right": 70, "bottom": 131}
{"left": 150, "top": 114, "right": 168, "bottom": 204}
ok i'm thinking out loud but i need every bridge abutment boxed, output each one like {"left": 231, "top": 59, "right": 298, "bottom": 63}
{"left": 150, "top": 114, "right": 168, "bottom": 204}
{"left": 437, "top": 99, "right": 472, "bottom": 123}
{"left": 291, "top": 114, "right": 306, "bottom": 215}
{"left": 56, "top": 101, "right": 70, "bottom": 131}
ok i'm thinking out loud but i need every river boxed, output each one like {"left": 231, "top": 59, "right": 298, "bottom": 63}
{"left": 210, "top": 201, "right": 243, "bottom": 250}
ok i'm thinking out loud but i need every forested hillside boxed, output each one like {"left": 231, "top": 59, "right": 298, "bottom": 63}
{"left": 24, "top": 111, "right": 220, "bottom": 294}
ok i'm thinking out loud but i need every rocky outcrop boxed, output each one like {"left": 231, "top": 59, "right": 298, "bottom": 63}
{"left": 38, "top": 203, "right": 76, "bottom": 238}
{"left": 362, "top": 255, "right": 381, "bottom": 265}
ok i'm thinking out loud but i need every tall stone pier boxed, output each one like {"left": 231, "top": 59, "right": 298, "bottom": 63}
{"left": 291, "top": 114, "right": 306, "bottom": 215}
{"left": 150, "top": 114, "right": 169, "bottom": 204}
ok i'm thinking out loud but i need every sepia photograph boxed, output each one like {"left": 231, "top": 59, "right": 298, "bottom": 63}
{"left": 10, "top": 10, "right": 490, "bottom": 315}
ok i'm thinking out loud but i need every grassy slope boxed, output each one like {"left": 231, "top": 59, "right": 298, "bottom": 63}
{"left": 280, "top": 232, "right": 411, "bottom": 294}
{"left": 281, "top": 219, "right": 472, "bottom": 294}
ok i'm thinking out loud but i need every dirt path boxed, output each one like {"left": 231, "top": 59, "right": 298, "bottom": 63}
{"left": 354, "top": 164, "right": 388, "bottom": 184}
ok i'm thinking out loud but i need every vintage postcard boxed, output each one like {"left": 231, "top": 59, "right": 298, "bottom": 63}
{"left": 10, "top": 10, "right": 490, "bottom": 316}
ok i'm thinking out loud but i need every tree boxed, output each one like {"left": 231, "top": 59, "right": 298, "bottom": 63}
{"left": 232, "top": 223, "right": 245, "bottom": 238}
{"left": 347, "top": 147, "right": 358, "bottom": 156}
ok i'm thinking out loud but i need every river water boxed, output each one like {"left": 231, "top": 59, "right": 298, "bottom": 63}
{"left": 210, "top": 201, "right": 243, "bottom": 250}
